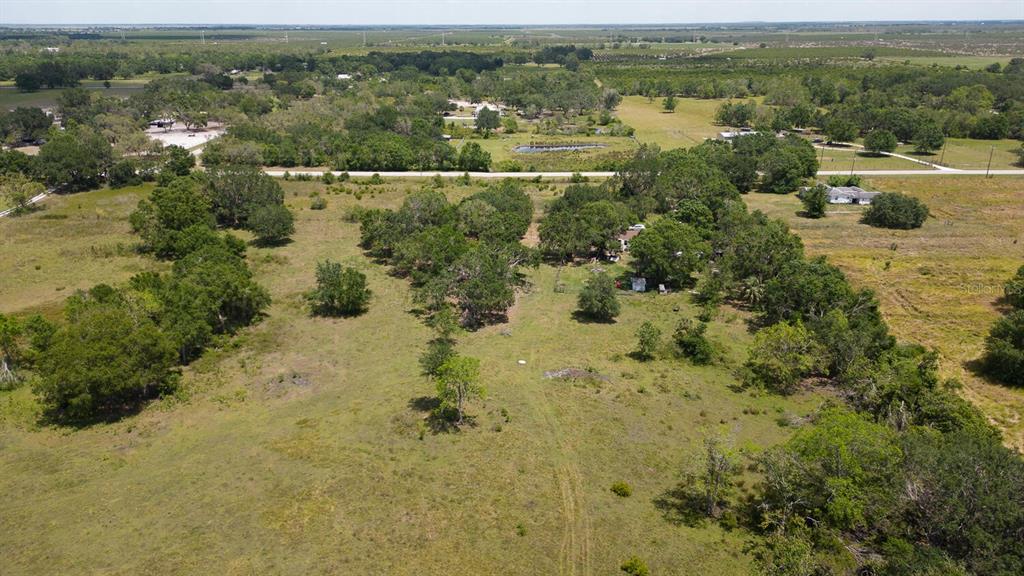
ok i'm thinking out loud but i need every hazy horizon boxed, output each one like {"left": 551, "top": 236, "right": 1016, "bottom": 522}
{"left": 2, "top": 1, "right": 1022, "bottom": 26}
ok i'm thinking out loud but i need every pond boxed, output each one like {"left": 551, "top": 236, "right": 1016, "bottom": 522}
{"left": 512, "top": 143, "right": 608, "bottom": 154}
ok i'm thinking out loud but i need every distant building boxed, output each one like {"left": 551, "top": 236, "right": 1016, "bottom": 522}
{"left": 148, "top": 118, "right": 175, "bottom": 129}
{"left": 616, "top": 228, "right": 642, "bottom": 251}
{"left": 336, "top": 73, "right": 353, "bottom": 80}
{"left": 718, "top": 127, "right": 757, "bottom": 140}
{"left": 825, "top": 185, "right": 879, "bottom": 205}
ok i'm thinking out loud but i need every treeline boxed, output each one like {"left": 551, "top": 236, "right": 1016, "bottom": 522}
{"left": 982, "top": 265, "right": 1024, "bottom": 387}
{"left": 358, "top": 179, "right": 537, "bottom": 327}
{"left": 0, "top": 165, "right": 287, "bottom": 421}
{"left": 542, "top": 145, "right": 1024, "bottom": 573}
{"left": 2, "top": 49, "right": 506, "bottom": 90}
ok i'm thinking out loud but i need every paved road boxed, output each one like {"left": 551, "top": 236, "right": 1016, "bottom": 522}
{"left": 265, "top": 169, "right": 1024, "bottom": 179}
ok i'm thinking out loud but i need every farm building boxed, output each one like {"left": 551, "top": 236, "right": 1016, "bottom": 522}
{"left": 826, "top": 186, "right": 879, "bottom": 205}
{"left": 718, "top": 128, "right": 757, "bottom": 140}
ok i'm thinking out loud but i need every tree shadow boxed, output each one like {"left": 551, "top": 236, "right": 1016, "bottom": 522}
{"left": 36, "top": 400, "right": 148, "bottom": 430}
{"left": 251, "top": 237, "right": 295, "bottom": 249}
{"left": 407, "top": 396, "right": 476, "bottom": 434}
{"left": 653, "top": 483, "right": 709, "bottom": 527}
{"left": 570, "top": 310, "right": 617, "bottom": 325}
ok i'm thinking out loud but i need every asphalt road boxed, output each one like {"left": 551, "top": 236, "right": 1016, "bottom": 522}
{"left": 264, "top": 169, "right": 1024, "bottom": 179}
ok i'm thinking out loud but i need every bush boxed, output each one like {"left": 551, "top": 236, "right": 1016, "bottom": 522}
{"left": 621, "top": 556, "right": 650, "bottom": 576}
{"left": 799, "top": 184, "right": 828, "bottom": 219}
{"left": 610, "top": 481, "right": 633, "bottom": 497}
{"left": 826, "top": 174, "right": 861, "bottom": 187}
{"left": 634, "top": 322, "right": 662, "bottom": 361}
{"left": 577, "top": 273, "right": 620, "bottom": 322}
{"left": 861, "top": 192, "right": 929, "bottom": 230}
{"left": 307, "top": 260, "right": 371, "bottom": 316}
{"left": 108, "top": 159, "right": 141, "bottom": 189}
{"left": 674, "top": 318, "right": 715, "bottom": 365}
{"left": 248, "top": 204, "right": 295, "bottom": 245}
{"left": 310, "top": 196, "right": 327, "bottom": 210}
{"left": 983, "top": 310, "right": 1024, "bottom": 386}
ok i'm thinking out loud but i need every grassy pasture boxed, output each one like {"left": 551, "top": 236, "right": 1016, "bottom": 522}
{"left": 0, "top": 79, "right": 150, "bottom": 110}
{"left": 0, "top": 185, "right": 161, "bottom": 317}
{"left": 0, "top": 179, "right": 828, "bottom": 575}
{"left": 895, "top": 138, "right": 1023, "bottom": 171}
{"left": 744, "top": 175, "right": 1024, "bottom": 448}
{"left": 815, "top": 147, "right": 933, "bottom": 171}
{"left": 455, "top": 132, "right": 637, "bottom": 171}
{"left": 615, "top": 96, "right": 727, "bottom": 150}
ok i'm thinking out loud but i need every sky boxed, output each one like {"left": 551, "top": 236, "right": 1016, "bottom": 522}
{"left": 0, "top": 0, "right": 1022, "bottom": 26}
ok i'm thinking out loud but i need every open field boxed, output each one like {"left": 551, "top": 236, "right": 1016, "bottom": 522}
{"left": 744, "top": 175, "right": 1024, "bottom": 448}
{"left": 454, "top": 132, "right": 637, "bottom": 171}
{"left": 877, "top": 55, "right": 1014, "bottom": 69}
{"left": 895, "top": 138, "right": 1023, "bottom": 171}
{"left": 0, "top": 79, "right": 151, "bottom": 110}
{"left": 816, "top": 147, "right": 934, "bottom": 171}
{"left": 615, "top": 96, "right": 727, "bottom": 150}
{"left": 0, "top": 185, "right": 162, "bottom": 317}
{"left": 0, "top": 180, "right": 828, "bottom": 575}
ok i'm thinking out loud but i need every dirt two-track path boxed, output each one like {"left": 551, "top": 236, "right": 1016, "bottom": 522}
{"left": 522, "top": 381, "right": 592, "bottom": 576}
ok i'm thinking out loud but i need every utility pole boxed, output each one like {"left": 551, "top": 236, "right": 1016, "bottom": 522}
{"left": 200, "top": 29, "right": 205, "bottom": 45}
{"left": 363, "top": 31, "right": 367, "bottom": 46}
{"left": 986, "top": 145, "right": 994, "bottom": 178}
{"left": 938, "top": 140, "right": 947, "bottom": 166}
{"left": 850, "top": 153, "right": 856, "bottom": 176}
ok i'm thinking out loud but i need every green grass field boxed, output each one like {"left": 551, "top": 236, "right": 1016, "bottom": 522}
{"left": 0, "top": 79, "right": 151, "bottom": 110}
{"left": 454, "top": 132, "right": 638, "bottom": 171}
{"left": 895, "top": 138, "right": 1023, "bottom": 171}
{"left": 816, "top": 147, "right": 933, "bottom": 171}
{"left": 744, "top": 175, "right": 1024, "bottom": 449}
{"left": 0, "top": 179, "right": 828, "bottom": 575}
{"left": 615, "top": 96, "right": 727, "bottom": 150}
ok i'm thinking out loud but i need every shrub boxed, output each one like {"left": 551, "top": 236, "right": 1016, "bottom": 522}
{"left": 983, "top": 310, "right": 1024, "bottom": 386}
{"left": 674, "top": 318, "right": 715, "bottom": 365}
{"left": 634, "top": 322, "right": 662, "bottom": 361}
{"left": 577, "top": 273, "right": 620, "bottom": 322}
{"left": 621, "top": 556, "right": 650, "bottom": 576}
{"left": 310, "top": 196, "right": 327, "bottom": 210}
{"left": 248, "top": 204, "right": 295, "bottom": 245}
{"left": 610, "top": 481, "right": 633, "bottom": 497}
{"left": 861, "top": 192, "right": 929, "bottom": 230}
{"left": 108, "top": 159, "right": 141, "bottom": 189}
{"left": 800, "top": 184, "right": 828, "bottom": 219}
{"left": 307, "top": 260, "right": 371, "bottom": 316}
{"left": 827, "top": 174, "right": 862, "bottom": 187}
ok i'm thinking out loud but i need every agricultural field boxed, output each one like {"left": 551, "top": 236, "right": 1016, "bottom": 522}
{"left": 744, "top": 175, "right": 1024, "bottom": 447}
{"left": 0, "top": 180, "right": 824, "bottom": 575}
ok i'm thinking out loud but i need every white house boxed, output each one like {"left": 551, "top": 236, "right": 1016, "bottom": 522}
{"left": 826, "top": 186, "right": 879, "bottom": 205}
